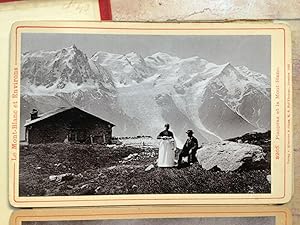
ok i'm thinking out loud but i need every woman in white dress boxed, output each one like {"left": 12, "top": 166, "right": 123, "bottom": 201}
{"left": 157, "top": 124, "right": 176, "bottom": 167}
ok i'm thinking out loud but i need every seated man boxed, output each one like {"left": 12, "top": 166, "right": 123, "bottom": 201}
{"left": 178, "top": 130, "right": 198, "bottom": 167}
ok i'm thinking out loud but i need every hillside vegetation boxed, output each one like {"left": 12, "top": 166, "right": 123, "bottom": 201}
{"left": 19, "top": 139, "right": 271, "bottom": 196}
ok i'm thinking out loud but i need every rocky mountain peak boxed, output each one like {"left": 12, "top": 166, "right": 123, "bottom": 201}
{"left": 20, "top": 47, "right": 271, "bottom": 143}
{"left": 71, "top": 44, "right": 77, "bottom": 50}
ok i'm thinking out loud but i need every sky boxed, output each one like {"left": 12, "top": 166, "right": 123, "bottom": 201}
{"left": 22, "top": 33, "right": 271, "bottom": 75}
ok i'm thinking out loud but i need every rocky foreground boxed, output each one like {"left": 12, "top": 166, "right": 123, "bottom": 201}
{"left": 19, "top": 132, "right": 271, "bottom": 196}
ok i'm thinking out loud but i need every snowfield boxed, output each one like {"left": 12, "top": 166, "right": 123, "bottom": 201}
{"left": 20, "top": 45, "right": 271, "bottom": 143}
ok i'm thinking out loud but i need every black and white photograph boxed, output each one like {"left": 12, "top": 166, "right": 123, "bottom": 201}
{"left": 18, "top": 31, "right": 272, "bottom": 197}
{"left": 21, "top": 217, "right": 275, "bottom": 225}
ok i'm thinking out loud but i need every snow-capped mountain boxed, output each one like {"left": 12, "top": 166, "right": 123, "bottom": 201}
{"left": 20, "top": 46, "right": 271, "bottom": 144}
{"left": 91, "top": 51, "right": 155, "bottom": 86}
{"left": 21, "top": 45, "right": 115, "bottom": 95}
{"left": 21, "top": 46, "right": 138, "bottom": 139}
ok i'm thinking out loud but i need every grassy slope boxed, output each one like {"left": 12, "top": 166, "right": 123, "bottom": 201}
{"left": 19, "top": 143, "right": 270, "bottom": 196}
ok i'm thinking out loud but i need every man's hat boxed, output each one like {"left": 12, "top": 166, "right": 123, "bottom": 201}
{"left": 186, "top": 129, "right": 193, "bottom": 134}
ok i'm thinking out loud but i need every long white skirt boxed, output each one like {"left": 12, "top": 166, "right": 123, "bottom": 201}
{"left": 157, "top": 139, "right": 176, "bottom": 167}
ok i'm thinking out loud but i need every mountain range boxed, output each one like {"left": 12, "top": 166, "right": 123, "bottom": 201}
{"left": 20, "top": 45, "right": 271, "bottom": 145}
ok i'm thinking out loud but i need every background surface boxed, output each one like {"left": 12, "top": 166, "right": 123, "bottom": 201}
{"left": 110, "top": 0, "right": 300, "bottom": 21}
{"left": 1, "top": 0, "right": 299, "bottom": 224}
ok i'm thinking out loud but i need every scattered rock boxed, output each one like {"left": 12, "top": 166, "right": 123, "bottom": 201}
{"left": 266, "top": 175, "right": 271, "bottom": 184}
{"left": 80, "top": 184, "right": 89, "bottom": 189}
{"left": 107, "top": 166, "right": 116, "bottom": 170}
{"left": 123, "top": 153, "right": 138, "bottom": 161}
{"left": 48, "top": 173, "right": 74, "bottom": 182}
{"left": 196, "top": 141, "right": 266, "bottom": 172}
{"left": 145, "top": 164, "right": 155, "bottom": 171}
{"left": 49, "top": 175, "right": 57, "bottom": 181}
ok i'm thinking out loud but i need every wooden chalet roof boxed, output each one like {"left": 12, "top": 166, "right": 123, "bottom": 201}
{"left": 24, "top": 106, "right": 115, "bottom": 127}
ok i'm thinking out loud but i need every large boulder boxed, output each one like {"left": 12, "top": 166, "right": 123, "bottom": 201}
{"left": 196, "top": 141, "right": 266, "bottom": 172}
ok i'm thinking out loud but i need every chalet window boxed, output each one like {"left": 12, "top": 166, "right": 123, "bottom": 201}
{"left": 68, "top": 129, "right": 87, "bottom": 143}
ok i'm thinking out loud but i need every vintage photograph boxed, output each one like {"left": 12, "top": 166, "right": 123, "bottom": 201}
{"left": 17, "top": 31, "right": 272, "bottom": 197}
{"left": 21, "top": 217, "right": 275, "bottom": 225}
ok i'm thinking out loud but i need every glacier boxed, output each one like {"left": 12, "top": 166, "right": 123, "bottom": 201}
{"left": 20, "top": 45, "right": 271, "bottom": 145}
